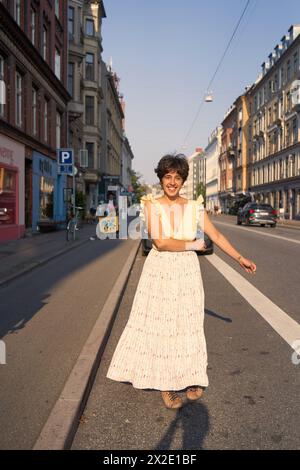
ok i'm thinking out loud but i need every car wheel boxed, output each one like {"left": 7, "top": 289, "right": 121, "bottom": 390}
{"left": 270, "top": 224, "right": 276, "bottom": 228}
{"left": 261, "top": 224, "right": 265, "bottom": 227}
{"left": 237, "top": 219, "right": 242, "bottom": 225}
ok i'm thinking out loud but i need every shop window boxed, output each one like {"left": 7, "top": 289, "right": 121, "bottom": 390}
{"left": 0, "top": 167, "right": 17, "bottom": 225}
{"left": 39, "top": 176, "right": 54, "bottom": 220}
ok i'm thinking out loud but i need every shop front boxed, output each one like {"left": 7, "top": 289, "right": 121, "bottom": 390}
{"left": 0, "top": 135, "right": 25, "bottom": 241}
{"left": 32, "top": 152, "right": 67, "bottom": 231}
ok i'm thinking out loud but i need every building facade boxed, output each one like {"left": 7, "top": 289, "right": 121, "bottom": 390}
{"left": 205, "top": 127, "right": 222, "bottom": 212}
{"left": 0, "top": 0, "right": 69, "bottom": 240}
{"left": 80, "top": 0, "right": 106, "bottom": 210}
{"left": 121, "top": 134, "right": 134, "bottom": 204}
{"left": 219, "top": 105, "right": 236, "bottom": 213}
{"left": 99, "top": 60, "right": 124, "bottom": 202}
{"left": 183, "top": 148, "right": 204, "bottom": 200}
{"left": 248, "top": 25, "right": 300, "bottom": 220}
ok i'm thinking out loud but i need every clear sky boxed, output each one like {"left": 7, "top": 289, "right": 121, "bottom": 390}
{"left": 102, "top": 0, "right": 300, "bottom": 185}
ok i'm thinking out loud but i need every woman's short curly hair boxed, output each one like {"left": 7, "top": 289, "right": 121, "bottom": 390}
{"left": 154, "top": 154, "right": 189, "bottom": 183}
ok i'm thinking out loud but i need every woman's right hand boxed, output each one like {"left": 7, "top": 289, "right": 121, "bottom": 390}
{"left": 185, "top": 239, "right": 206, "bottom": 251}
{"left": 237, "top": 255, "right": 257, "bottom": 274}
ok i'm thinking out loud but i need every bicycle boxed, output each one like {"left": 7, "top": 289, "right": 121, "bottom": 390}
{"left": 66, "top": 206, "right": 83, "bottom": 241}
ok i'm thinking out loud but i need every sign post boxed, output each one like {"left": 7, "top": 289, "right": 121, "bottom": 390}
{"left": 57, "top": 149, "right": 75, "bottom": 220}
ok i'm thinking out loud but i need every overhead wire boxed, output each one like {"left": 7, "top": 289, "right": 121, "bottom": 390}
{"left": 179, "top": 0, "right": 252, "bottom": 152}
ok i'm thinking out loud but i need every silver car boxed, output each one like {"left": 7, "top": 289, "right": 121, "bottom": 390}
{"left": 237, "top": 203, "right": 278, "bottom": 227}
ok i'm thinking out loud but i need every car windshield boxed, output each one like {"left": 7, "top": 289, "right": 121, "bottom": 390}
{"left": 256, "top": 204, "right": 273, "bottom": 210}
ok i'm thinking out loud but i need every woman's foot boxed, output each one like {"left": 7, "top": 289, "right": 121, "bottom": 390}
{"left": 161, "top": 391, "right": 183, "bottom": 409}
{"left": 186, "top": 386, "right": 204, "bottom": 401}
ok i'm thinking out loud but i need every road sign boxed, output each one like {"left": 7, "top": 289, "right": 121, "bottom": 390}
{"left": 58, "top": 164, "right": 73, "bottom": 175}
{"left": 57, "top": 149, "right": 74, "bottom": 165}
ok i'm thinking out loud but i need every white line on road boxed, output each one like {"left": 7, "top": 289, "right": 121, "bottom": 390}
{"left": 213, "top": 220, "right": 300, "bottom": 245}
{"left": 206, "top": 253, "right": 300, "bottom": 353}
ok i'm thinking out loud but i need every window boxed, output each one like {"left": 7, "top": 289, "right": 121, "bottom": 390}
{"left": 32, "top": 88, "right": 37, "bottom": 136}
{"left": 15, "top": 0, "right": 21, "bottom": 26}
{"left": 44, "top": 100, "right": 48, "bottom": 142}
{"left": 0, "top": 167, "right": 17, "bottom": 225}
{"left": 294, "top": 51, "right": 299, "bottom": 75}
{"left": 68, "top": 63, "right": 74, "bottom": 98}
{"left": 0, "top": 55, "right": 5, "bottom": 116}
{"left": 85, "top": 96, "right": 94, "bottom": 125}
{"left": 55, "top": 49, "right": 61, "bottom": 79}
{"left": 31, "top": 8, "right": 36, "bottom": 45}
{"left": 16, "top": 72, "right": 22, "bottom": 127}
{"left": 56, "top": 111, "right": 61, "bottom": 149}
{"left": 40, "top": 176, "right": 54, "bottom": 220}
{"left": 292, "top": 118, "right": 298, "bottom": 144}
{"left": 86, "top": 142, "right": 94, "bottom": 168}
{"left": 55, "top": 0, "right": 59, "bottom": 19}
{"left": 85, "top": 53, "right": 94, "bottom": 80}
{"left": 287, "top": 60, "right": 291, "bottom": 82}
{"left": 86, "top": 18, "right": 94, "bottom": 36}
{"left": 43, "top": 27, "right": 47, "bottom": 61}
{"left": 68, "top": 6, "right": 74, "bottom": 38}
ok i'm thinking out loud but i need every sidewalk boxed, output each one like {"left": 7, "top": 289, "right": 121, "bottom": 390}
{"left": 0, "top": 223, "right": 98, "bottom": 287}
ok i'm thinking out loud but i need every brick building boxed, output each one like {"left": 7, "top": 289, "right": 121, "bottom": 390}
{"left": 0, "top": 0, "right": 70, "bottom": 240}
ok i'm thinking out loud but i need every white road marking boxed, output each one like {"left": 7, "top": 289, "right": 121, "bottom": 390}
{"left": 206, "top": 253, "right": 300, "bottom": 354}
{"left": 213, "top": 220, "right": 300, "bottom": 245}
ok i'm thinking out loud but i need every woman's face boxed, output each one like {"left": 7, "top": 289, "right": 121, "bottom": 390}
{"left": 161, "top": 170, "right": 184, "bottom": 199}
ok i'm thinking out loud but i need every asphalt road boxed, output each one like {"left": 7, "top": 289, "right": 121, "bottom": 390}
{"left": 72, "top": 217, "right": 300, "bottom": 450}
{"left": 0, "top": 235, "right": 137, "bottom": 449}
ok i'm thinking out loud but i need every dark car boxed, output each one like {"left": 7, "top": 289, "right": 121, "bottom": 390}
{"left": 237, "top": 202, "right": 278, "bottom": 227}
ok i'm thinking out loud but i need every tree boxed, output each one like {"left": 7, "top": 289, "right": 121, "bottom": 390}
{"left": 129, "top": 169, "right": 148, "bottom": 203}
{"left": 196, "top": 182, "right": 206, "bottom": 207}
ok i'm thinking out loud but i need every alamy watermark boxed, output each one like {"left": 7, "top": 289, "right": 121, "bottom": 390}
{"left": 95, "top": 195, "right": 205, "bottom": 241}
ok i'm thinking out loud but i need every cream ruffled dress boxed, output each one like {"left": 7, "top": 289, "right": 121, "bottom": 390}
{"left": 106, "top": 195, "right": 209, "bottom": 391}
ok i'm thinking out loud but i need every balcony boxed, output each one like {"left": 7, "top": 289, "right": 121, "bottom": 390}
{"left": 68, "top": 101, "right": 84, "bottom": 119}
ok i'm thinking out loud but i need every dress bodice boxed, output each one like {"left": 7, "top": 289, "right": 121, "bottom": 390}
{"left": 139, "top": 194, "right": 204, "bottom": 251}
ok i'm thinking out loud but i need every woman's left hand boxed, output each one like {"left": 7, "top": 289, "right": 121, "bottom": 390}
{"left": 238, "top": 256, "right": 257, "bottom": 274}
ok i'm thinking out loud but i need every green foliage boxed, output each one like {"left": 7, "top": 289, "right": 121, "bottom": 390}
{"left": 75, "top": 191, "right": 86, "bottom": 219}
{"left": 129, "top": 169, "right": 147, "bottom": 203}
{"left": 196, "top": 183, "right": 206, "bottom": 207}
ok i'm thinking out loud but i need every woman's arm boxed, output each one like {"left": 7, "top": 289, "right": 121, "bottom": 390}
{"left": 201, "top": 209, "right": 256, "bottom": 274}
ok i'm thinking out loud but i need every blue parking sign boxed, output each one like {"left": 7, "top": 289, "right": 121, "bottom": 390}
{"left": 57, "top": 149, "right": 73, "bottom": 166}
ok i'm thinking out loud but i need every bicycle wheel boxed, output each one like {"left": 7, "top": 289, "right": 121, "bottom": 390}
{"left": 67, "top": 219, "right": 76, "bottom": 241}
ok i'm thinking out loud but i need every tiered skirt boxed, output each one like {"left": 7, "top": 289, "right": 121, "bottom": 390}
{"left": 106, "top": 248, "right": 209, "bottom": 391}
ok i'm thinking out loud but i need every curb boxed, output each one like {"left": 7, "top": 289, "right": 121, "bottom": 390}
{"left": 33, "top": 240, "right": 141, "bottom": 450}
{"left": 0, "top": 236, "right": 91, "bottom": 289}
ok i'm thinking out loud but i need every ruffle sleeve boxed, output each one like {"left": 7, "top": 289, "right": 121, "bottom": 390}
{"left": 139, "top": 194, "right": 161, "bottom": 223}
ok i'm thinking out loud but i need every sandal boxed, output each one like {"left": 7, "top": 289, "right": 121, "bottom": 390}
{"left": 186, "top": 386, "right": 204, "bottom": 401}
{"left": 161, "top": 391, "right": 183, "bottom": 409}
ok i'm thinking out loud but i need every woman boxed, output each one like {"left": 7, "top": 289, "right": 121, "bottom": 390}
{"left": 106, "top": 154, "right": 256, "bottom": 409}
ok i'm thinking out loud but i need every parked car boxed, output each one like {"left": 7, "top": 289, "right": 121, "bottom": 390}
{"left": 237, "top": 202, "right": 278, "bottom": 227}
